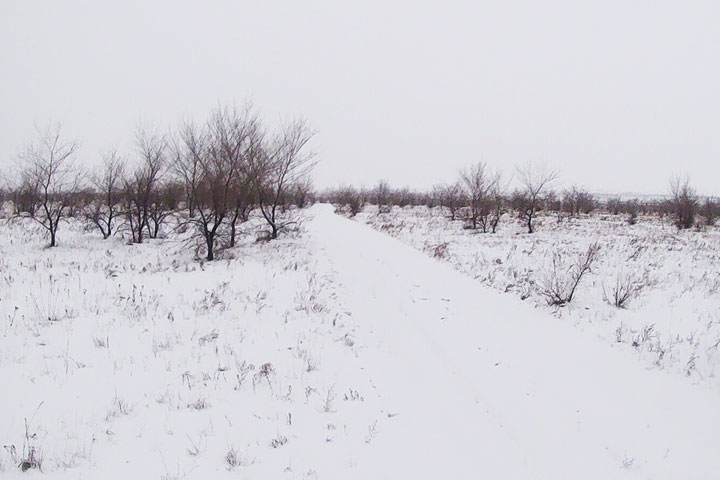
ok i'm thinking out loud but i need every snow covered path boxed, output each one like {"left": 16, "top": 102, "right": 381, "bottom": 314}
{"left": 307, "top": 204, "right": 720, "bottom": 479}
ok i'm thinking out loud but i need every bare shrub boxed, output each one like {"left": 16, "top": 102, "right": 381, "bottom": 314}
{"left": 603, "top": 271, "right": 647, "bottom": 308}
{"left": 539, "top": 243, "right": 600, "bottom": 305}
{"left": 322, "top": 385, "right": 336, "bottom": 413}
{"left": 225, "top": 447, "right": 242, "bottom": 470}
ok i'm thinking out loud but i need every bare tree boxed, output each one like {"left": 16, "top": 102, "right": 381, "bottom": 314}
{"left": 562, "top": 185, "right": 595, "bottom": 217}
{"left": 669, "top": 175, "right": 698, "bottom": 230}
{"left": 701, "top": 197, "right": 718, "bottom": 226}
{"left": 8, "top": 176, "right": 40, "bottom": 216}
{"left": 176, "top": 106, "right": 256, "bottom": 260}
{"left": 434, "top": 182, "right": 463, "bottom": 220}
{"left": 487, "top": 175, "right": 505, "bottom": 233}
{"left": 373, "top": 180, "right": 391, "bottom": 214}
{"left": 227, "top": 174, "right": 255, "bottom": 247}
{"left": 250, "top": 118, "right": 316, "bottom": 240}
{"left": 291, "top": 178, "right": 314, "bottom": 208}
{"left": 17, "top": 124, "right": 80, "bottom": 247}
{"left": 85, "top": 150, "right": 125, "bottom": 239}
{"left": 515, "top": 162, "right": 558, "bottom": 233}
{"left": 124, "top": 128, "right": 165, "bottom": 243}
{"left": 460, "top": 161, "right": 500, "bottom": 232}
{"left": 146, "top": 184, "right": 174, "bottom": 239}
{"left": 335, "top": 186, "right": 365, "bottom": 217}
{"left": 170, "top": 122, "right": 204, "bottom": 218}
{"left": 605, "top": 196, "right": 623, "bottom": 215}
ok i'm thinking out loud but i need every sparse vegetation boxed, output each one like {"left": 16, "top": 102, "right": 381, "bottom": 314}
{"left": 539, "top": 243, "right": 600, "bottom": 306}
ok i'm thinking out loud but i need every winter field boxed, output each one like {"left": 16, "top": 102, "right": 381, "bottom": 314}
{"left": 357, "top": 206, "right": 720, "bottom": 389}
{"left": 1, "top": 204, "right": 720, "bottom": 479}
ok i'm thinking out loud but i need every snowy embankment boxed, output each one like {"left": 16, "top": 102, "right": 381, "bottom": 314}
{"left": 1, "top": 206, "right": 719, "bottom": 478}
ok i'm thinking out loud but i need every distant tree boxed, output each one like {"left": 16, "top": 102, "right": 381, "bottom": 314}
{"left": 515, "top": 162, "right": 558, "bottom": 233}
{"left": 336, "top": 186, "right": 365, "bottom": 216}
{"left": 391, "top": 187, "right": 413, "bottom": 208}
{"left": 85, "top": 150, "right": 125, "bottom": 239}
{"left": 669, "top": 175, "right": 698, "bottom": 230}
{"left": 434, "top": 182, "right": 463, "bottom": 221}
{"left": 624, "top": 199, "right": 640, "bottom": 225}
{"left": 605, "top": 196, "right": 622, "bottom": 215}
{"left": 701, "top": 197, "right": 718, "bottom": 226}
{"left": 459, "top": 161, "right": 500, "bottom": 232}
{"left": 17, "top": 124, "right": 80, "bottom": 247}
{"left": 291, "top": 178, "right": 314, "bottom": 208}
{"left": 487, "top": 175, "right": 505, "bottom": 233}
{"left": 562, "top": 186, "right": 595, "bottom": 217}
{"left": 373, "top": 180, "right": 391, "bottom": 214}
{"left": 8, "top": 178, "right": 39, "bottom": 216}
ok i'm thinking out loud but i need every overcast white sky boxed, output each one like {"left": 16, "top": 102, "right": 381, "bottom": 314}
{"left": 1, "top": 1, "right": 718, "bottom": 195}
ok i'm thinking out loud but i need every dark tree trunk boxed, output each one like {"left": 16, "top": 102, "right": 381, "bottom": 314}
{"left": 206, "top": 234, "right": 214, "bottom": 261}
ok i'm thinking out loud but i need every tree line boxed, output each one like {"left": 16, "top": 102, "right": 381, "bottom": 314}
{"left": 3, "top": 103, "right": 316, "bottom": 260}
{"left": 322, "top": 163, "right": 718, "bottom": 233}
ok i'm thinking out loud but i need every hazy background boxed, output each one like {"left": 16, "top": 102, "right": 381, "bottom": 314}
{"left": 1, "top": 0, "right": 718, "bottom": 195}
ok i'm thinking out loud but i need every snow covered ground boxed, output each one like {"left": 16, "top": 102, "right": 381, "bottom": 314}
{"left": 1, "top": 205, "right": 719, "bottom": 478}
{"left": 358, "top": 206, "right": 720, "bottom": 390}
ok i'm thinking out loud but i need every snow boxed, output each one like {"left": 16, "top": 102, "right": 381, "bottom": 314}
{"left": 358, "top": 206, "right": 720, "bottom": 387}
{"left": 1, "top": 205, "right": 719, "bottom": 478}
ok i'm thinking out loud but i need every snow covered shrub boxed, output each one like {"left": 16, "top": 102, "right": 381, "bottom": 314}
{"left": 539, "top": 242, "right": 600, "bottom": 306}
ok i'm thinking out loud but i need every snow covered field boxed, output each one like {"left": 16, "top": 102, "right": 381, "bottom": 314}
{"left": 0, "top": 212, "right": 387, "bottom": 478}
{"left": 358, "top": 206, "right": 720, "bottom": 390}
{"left": 2, "top": 205, "right": 720, "bottom": 478}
